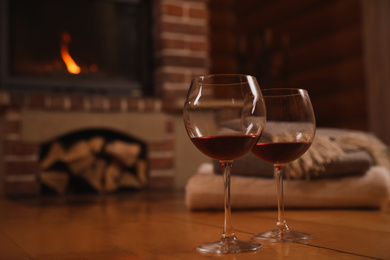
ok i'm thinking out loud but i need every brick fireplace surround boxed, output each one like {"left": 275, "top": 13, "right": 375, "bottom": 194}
{"left": 0, "top": 0, "right": 210, "bottom": 196}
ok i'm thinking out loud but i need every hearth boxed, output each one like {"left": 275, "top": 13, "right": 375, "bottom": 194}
{"left": 0, "top": 0, "right": 152, "bottom": 96}
{"left": 0, "top": 0, "right": 211, "bottom": 197}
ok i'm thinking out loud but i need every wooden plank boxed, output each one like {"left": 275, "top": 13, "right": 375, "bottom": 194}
{"left": 289, "top": 24, "right": 363, "bottom": 74}
{"left": 209, "top": 54, "right": 238, "bottom": 74}
{"left": 238, "top": 210, "right": 390, "bottom": 260}
{"left": 236, "top": 0, "right": 332, "bottom": 32}
{"left": 361, "top": 0, "right": 390, "bottom": 145}
{"left": 273, "top": 0, "right": 361, "bottom": 47}
{"left": 209, "top": 2, "right": 237, "bottom": 74}
{"left": 0, "top": 194, "right": 389, "bottom": 259}
{"left": 288, "top": 56, "right": 365, "bottom": 93}
{"left": 210, "top": 32, "right": 237, "bottom": 53}
{"left": 310, "top": 88, "right": 368, "bottom": 129}
{"left": 232, "top": 0, "right": 273, "bottom": 18}
{"left": 209, "top": 8, "right": 235, "bottom": 30}
{"left": 235, "top": 0, "right": 360, "bottom": 45}
{"left": 0, "top": 229, "right": 31, "bottom": 260}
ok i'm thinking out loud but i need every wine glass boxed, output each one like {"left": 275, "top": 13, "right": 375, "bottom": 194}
{"left": 251, "top": 88, "right": 316, "bottom": 242}
{"left": 183, "top": 74, "right": 266, "bottom": 254}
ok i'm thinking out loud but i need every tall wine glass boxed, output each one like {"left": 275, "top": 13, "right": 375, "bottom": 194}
{"left": 251, "top": 88, "right": 316, "bottom": 242}
{"left": 183, "top": 74, "right": 266, "bottom": 254}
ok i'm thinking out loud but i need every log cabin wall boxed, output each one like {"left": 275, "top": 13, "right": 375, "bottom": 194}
{"left": 361, "top": 0, "right": 390, "bottom": 146}
{"left": 210, "top": 0, "right": 369, "bottom": 131}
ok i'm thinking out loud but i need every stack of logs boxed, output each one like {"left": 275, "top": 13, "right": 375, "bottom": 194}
{"left": 39, "top": 136, "right": 148, "bottom": 195}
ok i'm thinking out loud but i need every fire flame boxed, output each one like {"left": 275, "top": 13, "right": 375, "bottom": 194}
{"left": 60, "top": 32, "right": 81, "bottom": 74}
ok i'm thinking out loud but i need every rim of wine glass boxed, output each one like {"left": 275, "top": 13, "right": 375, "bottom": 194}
{"left": 193, "top": 74, "right": 257, "bottom": 85}
{"left": 261, "top": 88, "right": 308, "bottom": 97}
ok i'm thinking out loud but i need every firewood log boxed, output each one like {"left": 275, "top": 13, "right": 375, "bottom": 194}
{"left": 63, "top": 140, "right": 95, "bottom": 175}
{"left": 63, "top": 140, "right": 92, "bottom": 163}
{"left": 136, "top": 159, "right": 148, "bottom": 187}
{"left": 119, "top": 171, "right": 141, "bottom": 189}
{"left": 88, "top": 136, "right": 105, "bottom": 154}
{"left": 40, "top": 171, "right": 69, "bottom": 195}
{"left": 40, "top": 141, "right": 66, "bottom": 170}
{"left": 104, "top": 161, "right": 121, "bottom": 192}
{"left": 104, "top": 141, "right": 141, "bottom": 167}
{"left": 67, "top": 154, "right": 95, "bottom": 175}
{"left": 81, "top": 159, "right": 106, "bottom": 192}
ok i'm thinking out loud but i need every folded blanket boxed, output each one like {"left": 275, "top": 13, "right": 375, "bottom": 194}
{"left": 186, "top": 163, "right": 390, "bottom": 210}
{"left": 213, "top": 150, "right": 372, "bottom": 179}
{"left": 214, "top": 128, "right": 388, "bottom": 179}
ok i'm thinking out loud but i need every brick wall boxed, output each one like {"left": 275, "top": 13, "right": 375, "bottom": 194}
{"left": 153, "top": 0, "right": 210, "bottom": 98}
{"left": 0, "top": 0, "right": 210, "bottom": 197}
{"left": 0, "top": 93, "right": 177, "bottom": 196}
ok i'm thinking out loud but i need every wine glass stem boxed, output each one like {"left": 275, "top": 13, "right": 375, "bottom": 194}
{"left": 275, "top": 165, "right": 289, "bottom": 231}
{"left": 221, "top": 160, "right": 235, "bottom": 239}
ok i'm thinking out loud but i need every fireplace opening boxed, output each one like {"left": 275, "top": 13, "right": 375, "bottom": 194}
{"left": 0, "top": 0, "right": 153, "bottom": 96}
{"left": 39, "top": 129, "right": 148, "bottom": 195}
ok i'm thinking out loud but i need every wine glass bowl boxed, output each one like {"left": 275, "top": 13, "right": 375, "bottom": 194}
{"left": 183, "top": 74, "right": 266, "bottom": 253}
{"left": 251, "top": 88, "right": 316, "bottom": 242}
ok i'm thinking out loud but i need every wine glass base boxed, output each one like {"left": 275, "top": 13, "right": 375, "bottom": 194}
{"left": 253, "top": 229, "right": 311, "bottom": 243}
{"left": 196, "top": 236, "right": 263, "bottom": 254}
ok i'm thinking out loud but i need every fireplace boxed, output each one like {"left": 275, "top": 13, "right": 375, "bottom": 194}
{"left": 0, "top": 0, "right": 210, "bottom": 197}
{"left": 0, "top": 0, "right": 152, "bottom": 96}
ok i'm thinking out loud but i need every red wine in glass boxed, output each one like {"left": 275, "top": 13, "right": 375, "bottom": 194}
{"left": 191, "top": 135, "right": 259, "bottom": 161}
{"left": 251, "top": 88, "right": 316, "bottom": 243}
{"left": 183, "top": 74, "right": 266, "bottom": 253}
{"left": 252, "top": 142, "right": 311, "bottom": 165}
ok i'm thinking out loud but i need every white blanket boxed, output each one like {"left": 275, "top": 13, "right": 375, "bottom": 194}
{"left": 185, "top": 163, "right": 390, "bottom": 210}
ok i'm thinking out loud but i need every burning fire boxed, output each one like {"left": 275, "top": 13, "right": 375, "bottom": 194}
{"left": 60, "top": 32, "right": 81, "bottom": 74}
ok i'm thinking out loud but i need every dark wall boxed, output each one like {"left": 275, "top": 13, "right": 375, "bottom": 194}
{"left": 210, "top": 0, "right": 368, "bottom": 131}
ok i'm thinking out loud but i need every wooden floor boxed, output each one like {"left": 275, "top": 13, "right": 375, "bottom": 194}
{"left": 0, "top": 191, "right": 389, "bottom": 260}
